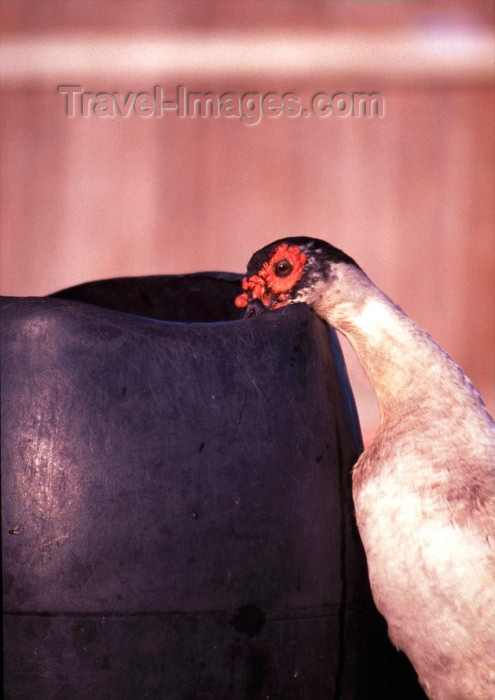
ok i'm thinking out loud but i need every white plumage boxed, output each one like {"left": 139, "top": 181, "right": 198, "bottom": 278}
{"left": 236, "top": 237, "right": 495, "bottom": 700}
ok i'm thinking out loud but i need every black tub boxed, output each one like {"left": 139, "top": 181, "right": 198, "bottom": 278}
{"left": 1, "top": 274, "right": 425, "bottom": 699}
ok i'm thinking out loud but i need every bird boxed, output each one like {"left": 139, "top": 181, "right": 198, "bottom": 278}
{"left": 234, "top": 236, "right": 495, "bottom": 700}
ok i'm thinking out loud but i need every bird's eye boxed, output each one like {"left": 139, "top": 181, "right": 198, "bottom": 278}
{"left": 274, "top": 259, "right": 293, "bottom": 277}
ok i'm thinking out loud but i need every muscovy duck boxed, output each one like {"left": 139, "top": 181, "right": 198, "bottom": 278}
{"left": 235, "top": 236, "right": 495, "bottom": 700}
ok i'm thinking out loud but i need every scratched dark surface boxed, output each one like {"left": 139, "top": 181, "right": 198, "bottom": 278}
{"left": 1, "top": 276, "right": 426, "bottom": 699}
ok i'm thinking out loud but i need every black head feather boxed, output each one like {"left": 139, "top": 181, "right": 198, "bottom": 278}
{"left": 236, "top": 236, "right": 360, "bottom": 310}
{"left": 246, "top": 236, "right": 359, "bottom": 279}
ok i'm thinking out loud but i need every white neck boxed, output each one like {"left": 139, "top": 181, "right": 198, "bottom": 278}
{"left": 314, "top": 265, "right": 479, "bottom": 421}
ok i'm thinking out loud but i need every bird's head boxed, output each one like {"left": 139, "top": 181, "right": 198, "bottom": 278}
{"left": 235, "top": 236, "right": 360, "bottom": 315}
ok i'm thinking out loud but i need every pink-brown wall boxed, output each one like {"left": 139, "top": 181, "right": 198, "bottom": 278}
{"left": 1, "top": 0, "right": 493, "bottom": 440}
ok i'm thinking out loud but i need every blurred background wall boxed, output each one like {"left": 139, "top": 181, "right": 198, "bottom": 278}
{"left": 1, "top": 0, "right": 493, "bottom": 442}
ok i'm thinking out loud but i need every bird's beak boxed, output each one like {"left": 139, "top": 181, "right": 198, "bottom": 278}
{"left": 234, "top": 275, "right": 290, "bottom": 312}
{"left": 243, "top": 299, "right": 268, "bottom": 319}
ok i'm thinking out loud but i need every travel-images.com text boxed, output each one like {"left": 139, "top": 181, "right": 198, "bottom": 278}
{"left": 58, "top": 86, "right": 385, "bottom": 125}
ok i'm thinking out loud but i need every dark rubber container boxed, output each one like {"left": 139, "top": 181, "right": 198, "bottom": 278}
{"left": 1, "top": 274, "right": 426, "bottom": 699}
